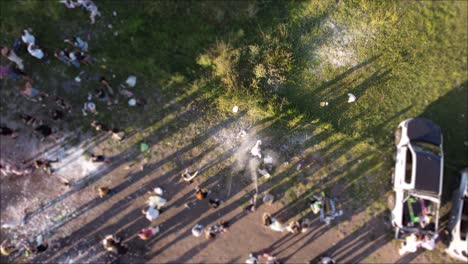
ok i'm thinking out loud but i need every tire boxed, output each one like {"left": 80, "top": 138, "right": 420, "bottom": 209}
{"left": 394, "top": 127, "right": 402, "bottom": 146}
{"left": 387, "top": 192, "right": 396, "bottom": 210}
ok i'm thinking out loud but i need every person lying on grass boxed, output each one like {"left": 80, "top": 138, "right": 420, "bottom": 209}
{"left": 16, "top": 81, "right": 48, "bottom": 101}
{"left": 1, "top": 46, "right": 24, "bottom": 70}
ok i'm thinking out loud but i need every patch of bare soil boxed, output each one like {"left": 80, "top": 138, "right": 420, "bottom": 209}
{"left": 1, "top": 106, "right": 452, "bottom": 264}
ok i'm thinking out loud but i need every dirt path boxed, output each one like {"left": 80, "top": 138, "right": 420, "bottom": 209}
{"left": 1, "top": 106, "right": 446, "bottom": 264}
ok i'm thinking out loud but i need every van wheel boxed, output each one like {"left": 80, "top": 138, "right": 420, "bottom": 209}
{"left": 394, "top": 128, "right": 402, "bottom": 146}
{"left": 387, "top": 192, "right": 396, "bottom": 210}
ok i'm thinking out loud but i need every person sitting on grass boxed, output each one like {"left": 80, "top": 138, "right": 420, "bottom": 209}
{"left": 54, "top": 49, "right": 70, "bottom": 65}
{"left": 1, "top": 46, "right": 24, "bottom": 70}
{"left": 50, "top": 109, "right": 64, "bottom": 121}
{"left": 20, "top": 113, "right": 41, "bottom": 127}
{"left": 67, "top": 50, "right": 81, "bottom": 67}
{"left": 64, "top": 36, "right": 88, "bottom": 52}
{"left": 16, "top": 81, "right": 48, "bottom": 101}
{"left": 82, "top": 101, "right": 97, "bottom": 116}
{"left": 21, "top": 29, "right": 35, "bottom": 45}
{"left": 76, "top": 51, "right": 94, "bottom": 65}
{"left": 91, "top": 120, "right": 109, "bottom": 132}
{"left": 27, "top": 43, "right": 49, "bottom": 63}
{"left": 0, "top": 65, "right": 30, "bottom": 81}
{"left": 55, "top": 96, "right": 72, "bottom": 113}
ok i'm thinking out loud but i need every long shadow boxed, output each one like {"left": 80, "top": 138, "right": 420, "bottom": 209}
{"left": 302, "top": 211, "right": 392, "bottom": 263}
{"left": 420, "top": 80, "right": 468, "bottom": 202}
{"left": 32, "top": 110, "right": 250, "bottom": 262}
{"left": 23, "top": 89, "right": 217, "bottom": 227}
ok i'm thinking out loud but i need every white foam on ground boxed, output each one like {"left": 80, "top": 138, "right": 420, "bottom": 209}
{"left": 1, "top": 141, "right": 104, "bottom": 244}
{"left": 51, "top": 145, "right": 103, "bottom": 182}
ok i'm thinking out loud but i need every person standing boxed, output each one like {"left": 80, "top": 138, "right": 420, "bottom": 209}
{"left": 138, "top": 226, "right": 160, "bottom": 240}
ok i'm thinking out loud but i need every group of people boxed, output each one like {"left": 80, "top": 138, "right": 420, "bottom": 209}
{"left": 399, "top": 232, "right": 438, "bottom": 255}
{"left": 2, "top": 2, "right": 349, "bottom": 263}
{"left": 60, "top": 0, "right": 101, "bottom": 24}
{"left": 55, "top": 36, "right": 93, "bottom": 68}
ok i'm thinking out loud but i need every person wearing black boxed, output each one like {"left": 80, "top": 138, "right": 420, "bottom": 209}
{"left": 90, "top": 154, "right": 110, "bottom": 163}
{"left": 34, "top": 158, "right": 59, "bottom": 175}
{"left": 34, "top": 124, "right": 52, "bottom": 140}
{"left": 0, "top": 126, "right": 18, "bottom": 138}
{"left": 208, "top": 198, "right": 222, "bottom": 209}
{"left": 21, "top": 241, "right": 48, "bottom": 255}
{"left": 51, "top": 109, "right": 64, "bottom": 121}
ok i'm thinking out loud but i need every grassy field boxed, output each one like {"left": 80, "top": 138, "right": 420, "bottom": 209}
{"left": 1, "top": 0, "right": 467, "bottom": 256}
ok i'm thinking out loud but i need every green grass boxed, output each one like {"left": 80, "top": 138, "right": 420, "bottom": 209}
{"left": 1, "top": 1, "right": 467, "bottom": 260}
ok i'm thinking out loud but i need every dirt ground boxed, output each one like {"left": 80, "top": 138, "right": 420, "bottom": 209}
{"left": 0, "top": 101, "right": 449, "bottom": 264}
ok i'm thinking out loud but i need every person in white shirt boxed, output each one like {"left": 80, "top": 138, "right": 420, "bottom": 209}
{"left": 21, "top": 29, "right": 35, "bottom": 45}
{"left": 142, "top": 206, "right": 160, "bottom": 221}
{"left": 27, "top": 44, "right": 44, "bottom": 60}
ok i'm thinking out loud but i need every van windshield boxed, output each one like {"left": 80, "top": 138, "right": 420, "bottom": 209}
{"left": 413, "top": 141, "right": 441, "bottom": 156}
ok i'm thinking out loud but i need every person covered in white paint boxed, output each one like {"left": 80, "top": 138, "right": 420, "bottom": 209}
{"left": 262, "top": 253, "right": 281, "bottom": 264}
{"left": 147, "top": 194, "right": 167, "bottom": 209}
{"left": 182, "top": 168, "right": 199, "bottom": 183}
{"left": 60, "top": 0, "right": 101, "bottom": 24}
{"left": 192, "top": 224, "right": 204, "bottom": 237}
{"left": 262, "top": 213, "right": 285, "bottom": 232}
{"left": 142, "top": 206, "right": 160, "bottom": 221}
{"left": 250, "top": 140, "right": 262, "bottom": 158}
{"left": 138, "top": 226, "right": 160, "bottom": 240}
{"left": 27, "top": 43, "right": 49, "bottom": 63}
{"left": 420, "top": 233, "right": 438, "bottom": 251}
{"left": 245, "top": 253, "right": 260, "bottom": 264}
{"left": 398, "top": 233, "right": 422, "bottom": 255}
{"left": 102, "top": 234, "right": 127, "bottom": 255}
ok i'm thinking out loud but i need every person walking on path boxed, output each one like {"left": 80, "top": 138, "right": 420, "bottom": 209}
{"left": 138, "top": 226, "right": 160, "bottom": 240}
{"left": 102, "top": 235, "right": 127, "bottom": 255}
